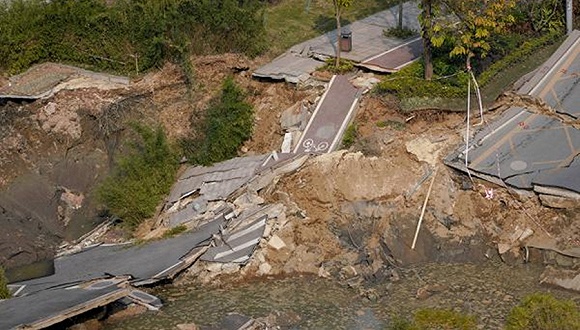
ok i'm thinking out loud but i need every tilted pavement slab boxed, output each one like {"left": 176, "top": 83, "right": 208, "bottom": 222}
{"left": 12, "top": 215, "right": 224, "bottom": 296}
{"left": 294, "top": 75, "right": 361, "bottom": 154}
{"left": 445, "top": 31, "right": 580, "bottom": 195}
{"left": 518, "top": 30, "right": 580, "bottom": 119}
{"left": 0, "top": 284, "right": 130, "bottom": 330}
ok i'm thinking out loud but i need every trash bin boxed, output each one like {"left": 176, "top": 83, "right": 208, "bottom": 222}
{"left": 340, "top": 31, "right": 352, "bottom": 52}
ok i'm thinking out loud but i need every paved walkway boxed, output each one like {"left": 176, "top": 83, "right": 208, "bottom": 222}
{"left": 253, "top": 1, "right": 422, "bottom": 82}
{"left": 294, "top": 75, "right": 361, "bottom": 154}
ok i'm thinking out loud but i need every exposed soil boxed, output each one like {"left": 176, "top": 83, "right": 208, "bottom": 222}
{"left": 1, "top": 52, "right": 578, "bottom": 286}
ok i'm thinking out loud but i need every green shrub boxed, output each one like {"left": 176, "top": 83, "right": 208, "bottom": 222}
{"left": 0, "top": 266, "right": 10, "bottom": 299}
{"left": 182, "top": 77, "right": 254, "bottom": 166}
{"left": 413, "top": 308, "right": 476, "bottom": 330}
{"left": 376, "top": 62, "right": 468, "bottom": 99}
{"left": 478, "top": 30, "right": 564, "bottom": 87}
{"left": 320, "top": 58, "right": 355, "bottom": 74}
{"left": 342, "top": 123, "right": 358, "bottom": 148}
{"left": 98, "top": 124, "right": 179, "bottom": 229}
{"left": 505, "top": 293, "right": 580, "bottom": 330}
{"left": 0, "top": 0, "right": 267, "bottom": 74}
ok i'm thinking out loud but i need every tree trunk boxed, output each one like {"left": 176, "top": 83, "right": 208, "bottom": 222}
{"left": 336, "top": 8, "right": 341, "bottom": 68}
{"left": 398, "top": 0, "right": 404, "bottom": 30}
{"left": 421, "top": 0, "right": 433, "bottom": 80}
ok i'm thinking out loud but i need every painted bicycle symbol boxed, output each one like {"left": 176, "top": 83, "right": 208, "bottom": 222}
{"left": 303, "top": 138, "right": 329, "bottom": 153}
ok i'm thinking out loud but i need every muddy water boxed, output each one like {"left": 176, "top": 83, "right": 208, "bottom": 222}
{"left": 105, "top": 261, "right": 577, "bottom": 330}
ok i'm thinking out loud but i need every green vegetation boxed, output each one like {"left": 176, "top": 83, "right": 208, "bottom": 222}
{"left": 478, "top": 30, "right": 564, "bottom": 87}
{"left": 0, "top": 0, "right": 267, "bottom": 74}
{"left": 388, "top": 308, "right": 477, "bottom": 330}
{"left": 376, "top": 61, "right": 468, "bottom": 99}
{"left": 162, "top": 225, "right": 188, "bottom": 238}
{"left": 98, "top": 124, "right": 179, "bottom": 229}
{"left": 181, "top": 77, "right": 254, "bottom": 166}
{"left": 0, "top": 266, "right": 10, "bottom": 299}
{"left": 320, "top": 58, "right": 355, "bottom": 74}
{"left": 341, "top": 123, "right": 358, "bottom": 148}
{"left": 506, "top": 293, "right": 580, "bottom": 330}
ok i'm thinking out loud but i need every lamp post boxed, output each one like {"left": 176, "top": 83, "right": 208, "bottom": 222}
{"left": 566, "top": 0, "right": 573, "bottom": 34}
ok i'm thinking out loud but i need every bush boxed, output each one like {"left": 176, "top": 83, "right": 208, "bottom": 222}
{"left": 320, "top": 58, "right": 355, "bottom": 74}
{"left": 376, "top": 61, "right": 468, "bottom": 99}
{"left": 505, "top": 293, "right": 580, "bottom": 330}
{"left": 0, "top": 266, "right": 10, "bottom": 299}
{"left": 478, "top": 30, "right": 564, "bottom": 87}
{"left": 98, "top": 124, "right": 179, "bottom": 229}
{"left": 0, "top": 0, "right": 267, "bottom": 74}
{"left": 182, "top": 77, "right": 254, "bottom": 166}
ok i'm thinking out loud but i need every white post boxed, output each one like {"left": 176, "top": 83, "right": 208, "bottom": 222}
{"left": 567, "top": 0, "right": 574, "bottom": 34}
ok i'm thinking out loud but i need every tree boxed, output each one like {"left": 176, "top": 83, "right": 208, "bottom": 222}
{"left": 419, "top": 0, "right": 516, "bottom": 78}
{"left": 331, "top": 0, "right": 353, "bottom": 68}
{"left": 420, "top": 0, "right": 434, "bottom": 80}
{"left": 0, "top": 266, "right": 10, "bottom": 299}
{"left": 398, "top": 0, "right": 404, "bottom": 30}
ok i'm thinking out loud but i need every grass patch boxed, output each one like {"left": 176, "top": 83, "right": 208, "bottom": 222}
{"left": 383, "top": 27, "right": 418, "bottom": 39}
{"left": 376, "top": 61, "right": 469, "bottom": 100}
{"left": 342, "top": 123, "right": 358, "bottom": 148}
{"left": 98, "top": 124, "right": 179, "bottom": 229}
{"left": 388, "top": 308, "right": 477, "bottom": 330}
{"left": 506, "top": 293, "right": 580, "bottom": 330}
{"left": 264, "top": 0, "right": 399, "bottom": 55}
{"left": 162, "top": 225, "right": 188, "bottom": 238}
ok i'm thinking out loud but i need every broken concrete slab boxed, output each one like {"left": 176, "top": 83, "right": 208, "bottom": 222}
{"left": 540, "top": 266, "right": 580, "bottom": 293}
{"left": 445, "top": 107, "right": 580, "bottom": 195}
{"left": 518, "top": 30, "right": 580, "bottom": 119}
{"left": 268, "top": 235, "right": 286, "bottom": 251}
{"left": 252, "top": 52, "right": 324, "bottom": 83}
{"left": 0, "top": 283, "right": 130, "bottom": 330}
{"left": 0, "top": 62, "right": 129, "bottom": 102}
{"left": 15, "top": 214, "right": 224, "bottom": 296}
{"left": 539, "top": 194, "right": 580, "bottom": 209}
{"left": 280, "top": 101, "right": 311, "bottom": 131}
{"left": 168, "top": 155, "right": 267, "bottom": 205}
{"left": 201, "top": 215, "right": 267, "bottom": 264}
{"left": 445, "top": 31, "right": 580, "bottom": 197}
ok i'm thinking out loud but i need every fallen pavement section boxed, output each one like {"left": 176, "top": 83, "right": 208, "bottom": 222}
{"left": 0, "top": 62, "right": 129, "bottom": 103}
{"left": 445, "top": 30, "right": 580, "bottom": 202}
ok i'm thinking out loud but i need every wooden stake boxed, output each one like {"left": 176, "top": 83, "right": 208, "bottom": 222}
{"left": 411, "top": 166, "right": 438, "bottom": 250}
